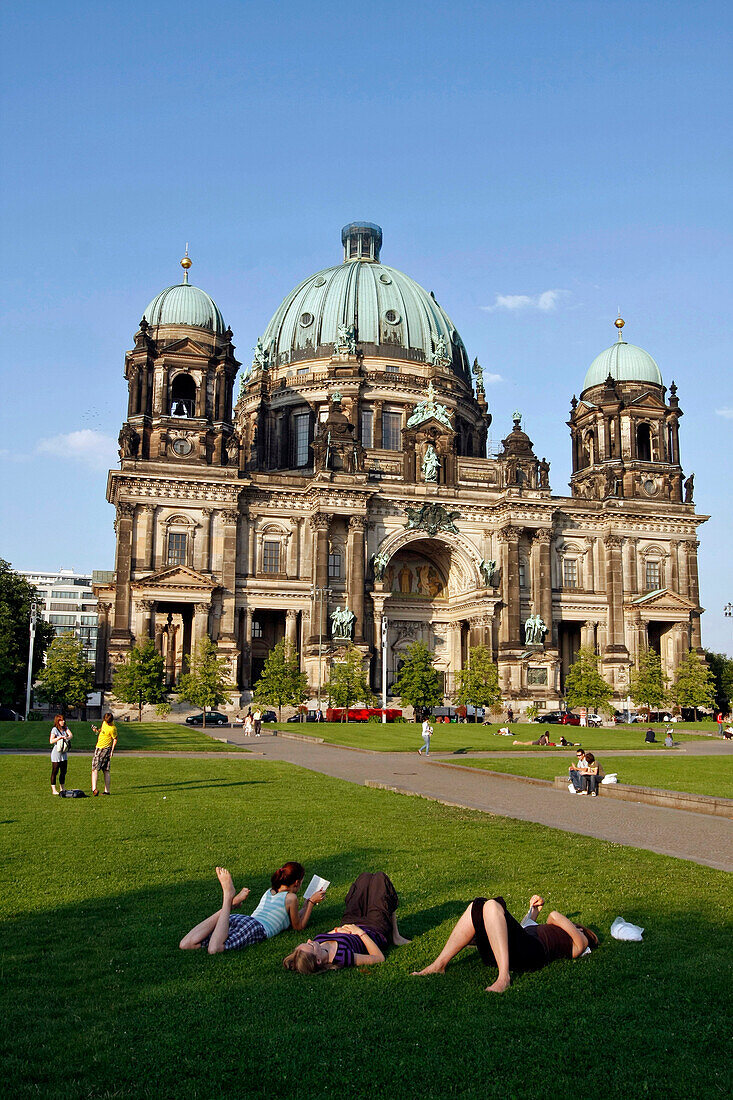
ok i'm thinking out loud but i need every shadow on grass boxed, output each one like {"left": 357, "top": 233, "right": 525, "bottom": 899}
{"left": 127, "top": 778, "right": 270, "bottom": 792}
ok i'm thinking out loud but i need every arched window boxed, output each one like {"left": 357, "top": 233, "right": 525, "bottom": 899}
{"left": 170, "top": 374, "right": 196, "bottom": 418}
{"left": 636, "top": 422, "right": 652, "bottom": 462}
{"left": 583, "top": 430, "right": 595, "bottom": 468}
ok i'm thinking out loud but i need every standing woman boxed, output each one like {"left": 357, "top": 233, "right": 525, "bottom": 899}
{"left": 90, "top": 712, "right": 118, "bottom": 796}
{"left": 50, "top": 715, "right": 72, "bottom": 795}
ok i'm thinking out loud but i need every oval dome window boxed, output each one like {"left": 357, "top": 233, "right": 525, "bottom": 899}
{"left": 384, "top": 309, "right": 400, "bottom": 324}
{"left": 379, "top": 273, "right": 392, "bottom": 284}
{"left": 299, "top": 312, "right": 314, "bottom": 327}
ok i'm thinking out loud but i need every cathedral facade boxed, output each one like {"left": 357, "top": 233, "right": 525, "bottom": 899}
{"left": 94, "top": 223, "right": 707, "bottom": 711}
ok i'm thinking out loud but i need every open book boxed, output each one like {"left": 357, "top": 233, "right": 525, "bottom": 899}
{"left": 304, "top": 874, "right": 330, "bottom": 900}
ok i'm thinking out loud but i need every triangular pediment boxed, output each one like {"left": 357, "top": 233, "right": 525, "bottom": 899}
{"left": 409, "top": 415, "right": 455, "bottom": 435}
{"left": 157, "top": 336, "right": 213, "bottom": 356}
{"left": 627, "top": 391, "right": 665, "bottom": 409}
{"left": 132, "top": 565, "right": 218, "bottom": 596}
{"left": 630, "top": 588, "right": 697, "bottom": 613}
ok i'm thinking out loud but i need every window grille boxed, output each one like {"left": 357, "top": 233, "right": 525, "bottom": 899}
{"left": 645, "top": 560, "right": 661, "bottom": 591}
{"left": 262, "top": 541, "right": 281, "bottom": 574}
{"left": 361, "top": 409, "right": 373, "bottom": 448}
{"left": 167, "top": 533, "right": 187, "bottom": 566}
{"left": 563, "top": 559, "right": 578, "bottom": 588}
{"left": 382, "top": 411, "right": 402, "bottom": 451}
{"left": 328, "top": 551, "right": 342, "bottom": 579}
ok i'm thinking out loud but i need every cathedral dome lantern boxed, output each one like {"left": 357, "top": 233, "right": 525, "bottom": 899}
{"left": 582, "top": 317, "right": 662, "bottom": 392}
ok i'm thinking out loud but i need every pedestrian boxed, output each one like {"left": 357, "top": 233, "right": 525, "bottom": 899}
{"left": 253, "top": 706, "right": 262, "bottom": 737}
{"left": 418, "top": 716, "right": 433, "bottom": 755}
{"left": 50, "top": 715, "right": 73, "bottom": 795}
{"left": 507, "top": 706, "right": 514, "bottom": 724}
{"left": 243, "top": 713, "right": 254, "bottom": 736}
{"left": 716, "top": 712, "right": 724, "bottom": 735}
{"left": 90, "top": 711, "right": 118, "bottom": 795}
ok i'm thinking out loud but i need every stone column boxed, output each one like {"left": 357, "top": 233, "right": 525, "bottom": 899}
{"left": 138, "top": 505, "right": 156, "bottom": 571}
{"left": 111, "top": 503, "right": 135, "bottom": 640}
{"left": 218, "top": 510, "right": 239, "bottom": 641}
{"left": 285, "top": 608, "right": 298, "bottom": 649}
{"left": 347, "top": 515, "right": 366, "bottom": 642}
{"left": 687, "top": 540, "right": 702, "bottom": 648}
{"left": 498, "top": 527, "right": 521, "bottom": 648}
{"left": 95, "top": 602, "right": 112, "bottom": 685}
{"left": 534, "top": 528, "right": 553, "bottom": 646}
{"left": 373, "top": 401, "right": 383, "bottom": 448}
{"left": 196, "top": 508, "right": 212, "bottom": 573}
{"left": 584, "top": 537, "right": 595, "bottom": 591}
{"left": 193, "top": 602, "right": 211, "bottom": 650}
{"left": 603, "top": 535, "right": 626, "bottom": 652}
{"left": 241, "top": 607, "right": 253, "bottom": 688}
{"left": 137, "top": 599, "right": 153, "bottom": 641}
{"left": 581, "top": 620, "right": 596, "bottom": 650}
{"left": 309, "top": 513, "right": 330, "bottom": 642}
{"left": 669, "top": 539, "right": 679, "bottom": 593}
{"left": 448, "top": 621, "right": 462, "bottom": 695}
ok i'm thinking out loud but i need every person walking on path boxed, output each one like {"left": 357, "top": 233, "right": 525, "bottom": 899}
{"left": 50, "top": 715, "right": 72, "bottom": 795}
{"left": 253, "top": 707, "right": 263, "bottom": 737}
{"left": 179, "top": 861, "right": 325, "bottom": 954}
{"left": 243, "top": 713, "right": 254, "bottom": 737}
{"left": 411, "top": 893, "right": 597, "bottom": 993}
{"left": 90, "top": 712, "right": 117, "bottom": 795}
{"left": 418, "top": 717, "right": 433, "bottom": 755}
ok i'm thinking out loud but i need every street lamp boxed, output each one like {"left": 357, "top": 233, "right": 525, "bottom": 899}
{"left": 25, "top": 600, "right": 40, "bottom": 720}
{"left": 381, "top": 613, "right": 388, "bottom": 723}
{"left": 311, "top": 585, "right": 332, "bottom": 713}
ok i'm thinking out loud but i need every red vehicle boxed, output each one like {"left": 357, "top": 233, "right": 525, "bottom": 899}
{"left": 325, "top": 706, "right": 403, "bottom": 722}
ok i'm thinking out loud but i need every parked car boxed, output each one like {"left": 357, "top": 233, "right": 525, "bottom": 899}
{"left": 0, "top": 706, "right": 23, "bottom": 721}
{"left": 533, "top": 710, "right": 580, "bottom": 725}
{"left": 287, "top": 710, "right": 319, "bottom": 722}
{"left": 586, "top": 713, "right": 603, "bottom": 727}
{"left": 260, "top": 710, "right": 277, "bottom": 722}
{"left": 185, "top": 711, "right": 229, "bottom": 726}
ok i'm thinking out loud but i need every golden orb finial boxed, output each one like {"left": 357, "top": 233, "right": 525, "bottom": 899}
{"left": 614, "top": 313, "right": 625, "bottom": 340}
{"left": 180, "top": 243, "right": 192, "bottom": 283}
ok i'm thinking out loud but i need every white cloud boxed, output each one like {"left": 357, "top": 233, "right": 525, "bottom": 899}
{"left": 483, "top": 371, "right": 503, "bottom": 385}
{"left": 37, "top": 429, "right": 117, "bottom": 471}
{"left": 482, "top": 289, "right": 567, "bottom": 313}
{"left": 715, "top": 407, "right": 733, "bottom": 419}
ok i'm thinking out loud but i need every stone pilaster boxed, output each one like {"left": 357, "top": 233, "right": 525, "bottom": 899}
{"left": 603, "top": 535, "right": 626, "bottom": 652}
{"left": 286, "top": 608, "right": 298, "bottom": 648}
{"left": 498, "top": 526, "right": 521, "bottom": 648}
{"left": 309, "top": 513, "right": 330, "bottom": 642}
{"left": 110, "top": 503, "right": 134, "bottom": 644}
{"left": 534, "top": 528, "right": 553, "bottom": 646}
{"left": 347, "top": 515, "right": 366, "bottom": 642}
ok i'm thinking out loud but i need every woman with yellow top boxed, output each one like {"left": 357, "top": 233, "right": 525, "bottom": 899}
{"left": 90, "top": 711, "right": 118, "bottom": 795}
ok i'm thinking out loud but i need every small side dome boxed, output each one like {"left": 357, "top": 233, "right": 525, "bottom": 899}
{"left": 142, "top": 253, "right": 226, "bottom": 334}
{"left": 583, "top": 319, "right": 662, "bottom": 391}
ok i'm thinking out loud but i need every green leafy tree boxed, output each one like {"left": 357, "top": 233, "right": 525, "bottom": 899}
{"left": 670, "top": 650, "right": 716, "bottom": 720}
{"left": 0, "top": 560, "right": 55, "bottom": 708}
{"left": 392, "top": 640, "right": 443, "bottom": 719}
{"left": 252, "top": 640, "right": 309, "bottom": 720}
{"left": 704, "top": 650, "right": 733, "bottom": 714}
{"left": 563, "top": 646, "right": 614, "bottom": 713}
{"left": 454, "top": 645, "right": 501, "bottom": 715}
{"left": 177, "top": 636, "right": 231, "bottom": 726}
{"left": 35, "top": 634, "right": 94, "bottom": 716}
{"left": 112, "top": 639, "right": 166, "bottom": 721}
{"left": 324, "top": 643, "right": 375, "bottom": 721}
{"left": 629, "top": 647, "right": 668, "bottom": 712}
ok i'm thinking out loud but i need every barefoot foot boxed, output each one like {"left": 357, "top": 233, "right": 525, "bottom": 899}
{"left": 393, "top": 934, "right": 412, "bottom": 946}
{"left": 411, "top": 963, "right": 445, "bottom": 976}
{"left": 485, "top": 975, "right": 511, "bottom": 993}
{"left": 216, "top": 866, "right": 236, "bottom": 898}
{"left": 232, "top": 886, "right": 250, "bottom": 908}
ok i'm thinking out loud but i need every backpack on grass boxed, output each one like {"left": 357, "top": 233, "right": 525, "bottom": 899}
{"left": 59, "top": 789, "right": 87, "bottom": 798}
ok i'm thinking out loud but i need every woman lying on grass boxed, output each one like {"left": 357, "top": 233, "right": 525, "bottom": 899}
{"left": 180, "top": 862, "right": 325, "bottom": 954}
{"left": 283, "top": 871, "right": 410, "bottom": 974}
{"left": 412, "top": 894, "right": 597, "bottom": 992}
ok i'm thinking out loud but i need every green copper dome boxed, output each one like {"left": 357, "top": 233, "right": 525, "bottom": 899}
{"left": 143, "top": 281, "right": 226, "bottom": 335}
{"left": 583, "top": 329, "right": 662, "bottom": 391}
{"left": 252, "top": 223, "right": 470, "bottom": 380}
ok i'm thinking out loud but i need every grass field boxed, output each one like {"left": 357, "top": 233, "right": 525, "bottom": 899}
{"left": 442, "top": 755, "right": 733, "bottom": 799}
{"left": 0, "top": 720, "right": 247, "bottom": 753}
{"left": 268, "top": 720, "right": 706, "bottom": 753}
{"left": 1, "top": 754, "right": 730, "bottom": 1099}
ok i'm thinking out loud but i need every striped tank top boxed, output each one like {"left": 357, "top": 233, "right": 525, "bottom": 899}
{"left": 251, "top": 889, "right": 290, "bottom": 938}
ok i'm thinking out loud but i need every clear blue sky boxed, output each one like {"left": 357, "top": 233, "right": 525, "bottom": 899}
{"left": 1, "top": 1, "right": 731, "bottom": 653}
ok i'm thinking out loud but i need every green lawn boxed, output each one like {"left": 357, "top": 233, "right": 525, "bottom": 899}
{"left": 443, "top": 755, "right": 733, "bottom": 799}
{"left": 269, "top": 719, "right": 704, "bottom": 753}
{"left": 0, "top": 755, "right": 730, "bottom": 1099}
{"left": 0, "top": 720, "right": 246, "bottom": 752}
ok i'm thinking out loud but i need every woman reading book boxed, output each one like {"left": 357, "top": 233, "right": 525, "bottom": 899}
{"left": 180, "top": 862, "right": 325, "bottom": 954}
{"left": 283, "top": 872, "right": 410, "bottom": 974}
{"left": 412, "top": 894, "right": 597, "bottom": 992}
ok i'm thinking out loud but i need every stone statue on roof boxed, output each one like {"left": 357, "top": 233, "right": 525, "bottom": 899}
{"left": 406, "top": 380, "right": 454, "bottom": 431}
{"left": 432, "top": 333, "right": 449, "bottom": 365}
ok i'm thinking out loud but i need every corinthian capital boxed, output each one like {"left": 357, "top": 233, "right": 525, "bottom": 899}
{"left": 309, "top": 512, "right": 331, "bottom": 532}
{"left": 219, "top": 509, "right": 239, "bottom": 525}
{"left": 348, "top": 515, "right": 366, "bottom": 532}
{"left": 533, "top": 527, "right": 553, "bottom": 544}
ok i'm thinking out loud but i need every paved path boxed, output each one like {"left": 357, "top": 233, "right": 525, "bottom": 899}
{"left": 224, "top": 732, "right": 733, "bottom": 873}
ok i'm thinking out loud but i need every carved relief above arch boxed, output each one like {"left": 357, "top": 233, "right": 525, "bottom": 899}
{"left": 373, "top": 528, "right": 484, "bottom": 595}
